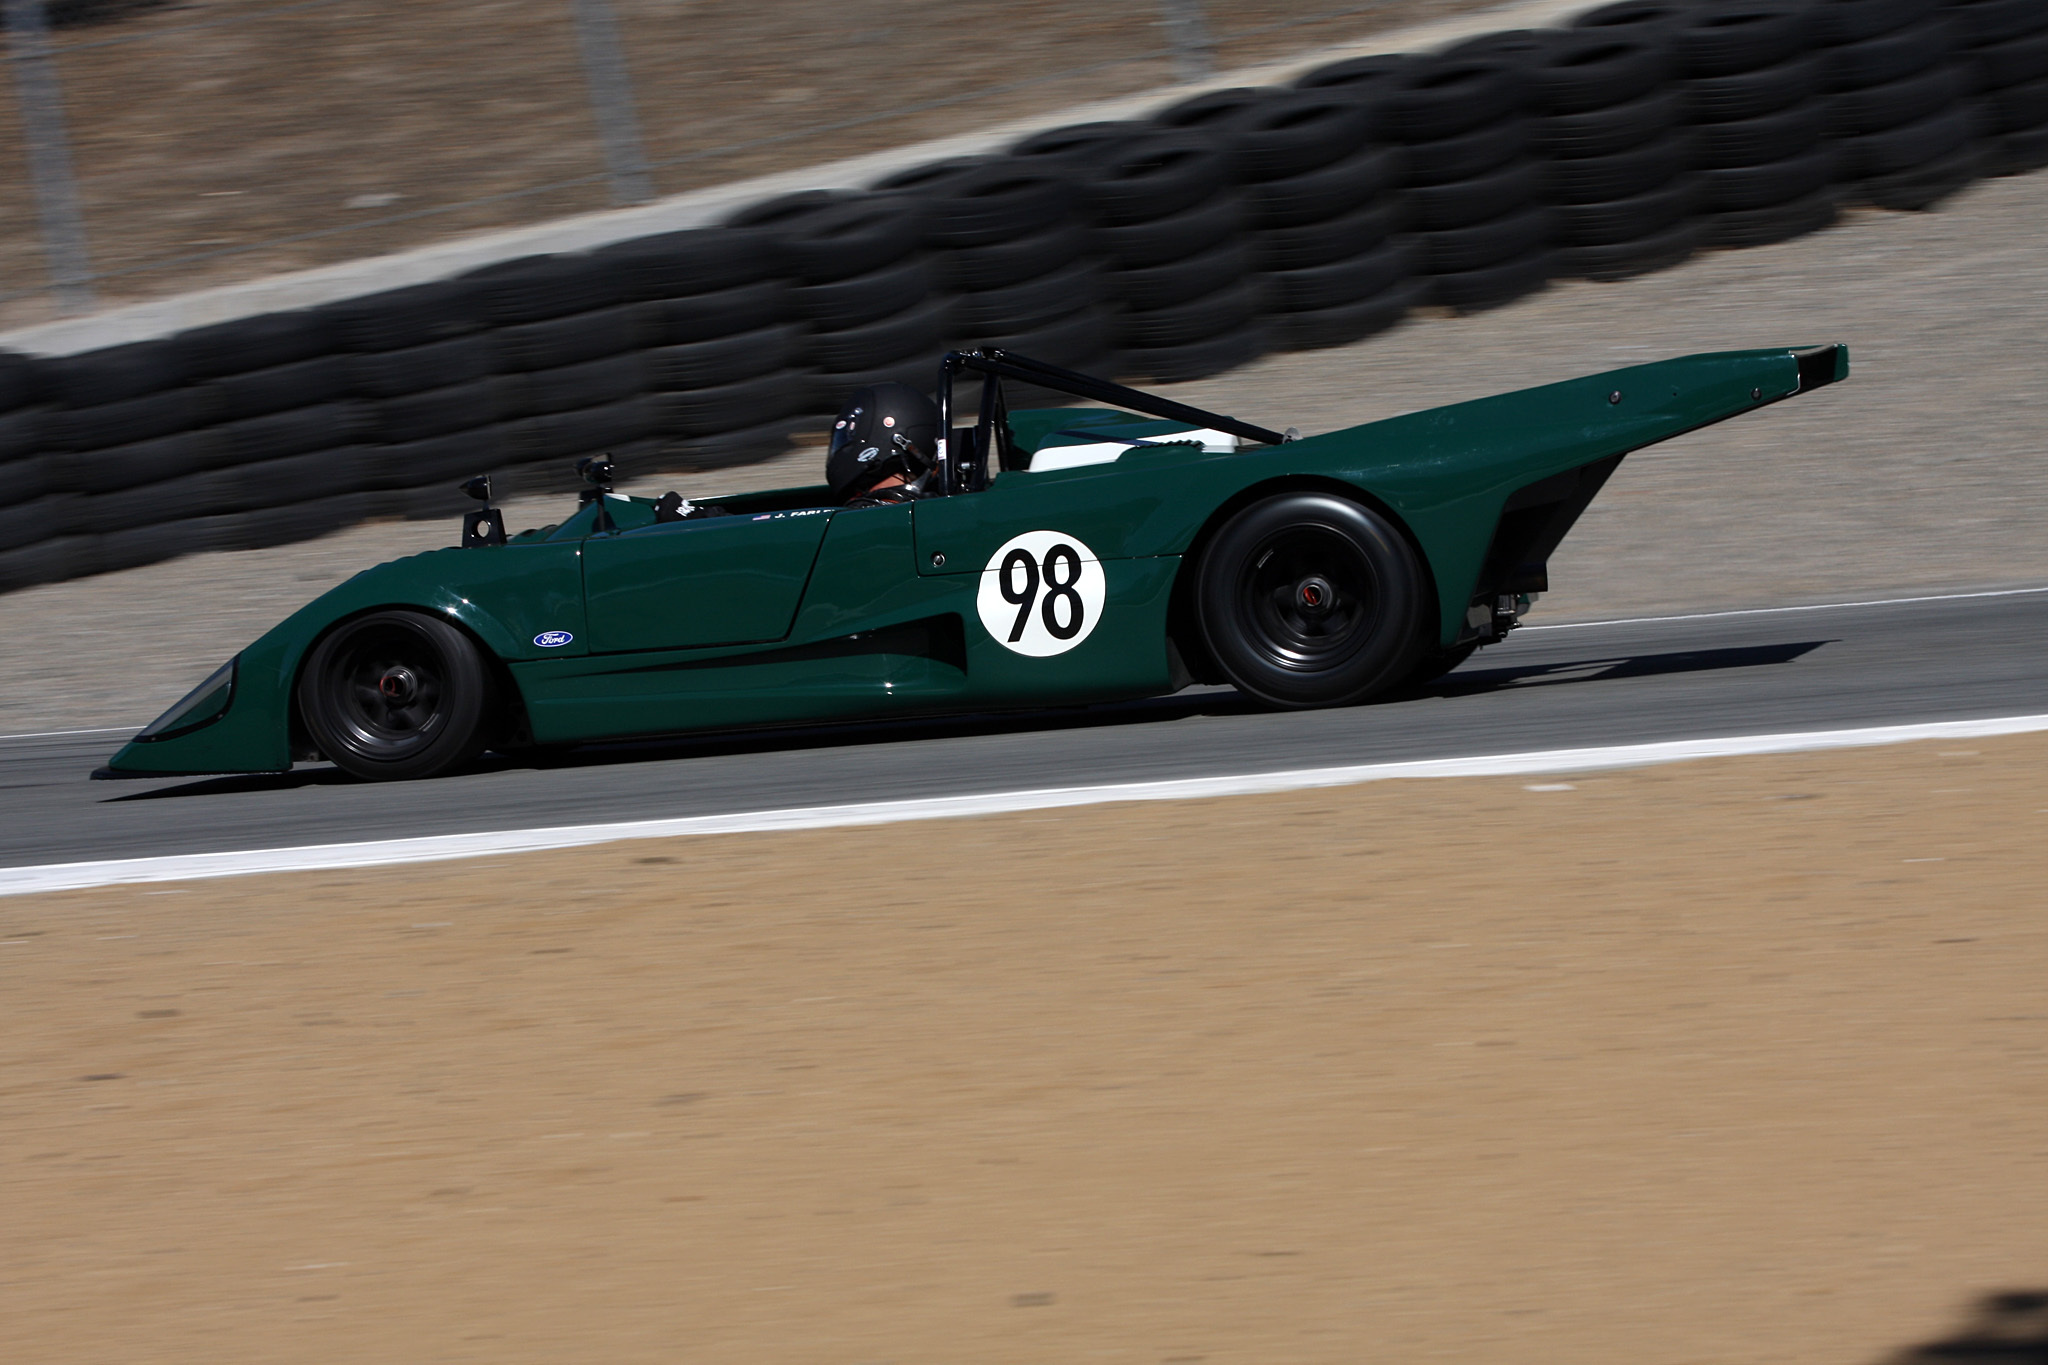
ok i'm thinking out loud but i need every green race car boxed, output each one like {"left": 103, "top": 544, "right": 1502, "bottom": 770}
{"left": 102, "top": 344, "right": 1848, "bottom": 782}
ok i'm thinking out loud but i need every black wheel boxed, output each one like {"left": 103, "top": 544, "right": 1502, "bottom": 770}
{"left": 298, "top": 611, "right": 494, "bottom": 781}
{"left": 1195, "top": 494, "right": 1426, "bottom": 708}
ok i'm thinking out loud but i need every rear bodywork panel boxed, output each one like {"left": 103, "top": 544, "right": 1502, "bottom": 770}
{"left": 106, "top": 345, "right": 1847, "bottom": 776}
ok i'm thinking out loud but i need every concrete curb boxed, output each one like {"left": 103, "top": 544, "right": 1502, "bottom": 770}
{"left": 1, "top": 0, "right": 1598, "bottom": 359}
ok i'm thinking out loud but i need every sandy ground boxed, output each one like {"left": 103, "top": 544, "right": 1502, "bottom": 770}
{"left": 1, "top": 0, "right": 1505, "bottom": 328}
{"left": 2, "top": 733, "right": 2044, "bottom": 1364}
{"left": 6, "top": 168, "right": 2046, "bottom": 735}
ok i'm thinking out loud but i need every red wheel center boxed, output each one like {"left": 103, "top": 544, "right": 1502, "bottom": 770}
{"left": 378, "top": 668, "right": 416, "bottom": 702}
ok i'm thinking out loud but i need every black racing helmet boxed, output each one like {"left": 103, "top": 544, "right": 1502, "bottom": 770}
{"left": 825, "top": 382, "right": 939, "bottom": 500}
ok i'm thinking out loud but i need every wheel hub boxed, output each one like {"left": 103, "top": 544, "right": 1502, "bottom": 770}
{"left": 1242, "top": 527, "right": 1383, "bottom": 672}
{"left": 377, "top": 666, "right": 419, "bottom": 704}
{"left": 1295, "top": 576, "right": 1335, "bottom": 614}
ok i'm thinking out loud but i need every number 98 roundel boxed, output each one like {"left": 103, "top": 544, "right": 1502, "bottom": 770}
{"left": 974, "top": 530, "right": 1107, "bottom": 657}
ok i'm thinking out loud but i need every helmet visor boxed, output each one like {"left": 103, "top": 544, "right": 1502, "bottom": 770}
{"left": 828, "top": 421, "right": 861, "bottom": 461}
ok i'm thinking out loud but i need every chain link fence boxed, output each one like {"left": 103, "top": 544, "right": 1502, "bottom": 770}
{"left": 1, "top": 0, "right": 1494, "bottom": 329}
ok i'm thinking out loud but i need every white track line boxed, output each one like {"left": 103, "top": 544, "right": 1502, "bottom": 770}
{"left": 7, "top": 712, "right": 2046, "bottom": 897}
{"left": 1523, "top": 585, "right": 2048, "bottom": 632}
{"left": 0, "top": 726, "right": 135, "bottom": 742}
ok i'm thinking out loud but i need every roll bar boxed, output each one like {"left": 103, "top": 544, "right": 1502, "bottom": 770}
{"left": 932, "top": 348, "right": 1289, "bottom": 495}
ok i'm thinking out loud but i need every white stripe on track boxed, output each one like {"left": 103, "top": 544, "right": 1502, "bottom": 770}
{"left": 7, "top": 712, "right": 2047, "bottom": 897}
{"left": 1523, "top": 585, "right": 2048, "bottom": 632}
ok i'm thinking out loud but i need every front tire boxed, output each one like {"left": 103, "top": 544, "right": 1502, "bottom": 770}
{"left": 1195, "top": 493, "right": 1425, "bottom": 708}
{"left": 298, "top": 611, "right": 494, "bottom": 781}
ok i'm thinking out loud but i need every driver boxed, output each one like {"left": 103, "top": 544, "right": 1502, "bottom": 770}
{"left": 825, "top": 382, "right": 940, "bottom": 506}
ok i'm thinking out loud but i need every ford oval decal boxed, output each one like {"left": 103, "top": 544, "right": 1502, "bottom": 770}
{"left": 533, "top": 630, "right": 574, "bottom": 648}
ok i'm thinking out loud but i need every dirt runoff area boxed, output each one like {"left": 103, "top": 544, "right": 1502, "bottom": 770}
{"left": 1, "top": 0, "right": 1507, "bottom": 329}
{"left": 4, "top": 734, "right": 2046, "bottom": 1364}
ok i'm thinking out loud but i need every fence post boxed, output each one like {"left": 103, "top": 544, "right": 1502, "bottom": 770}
{"left": 1158, "top": 0, "right": 1213, "bottom": 84}
{"left": 569, "top": 0, "right": 656, "bottom": 207}
{"left": 3, "top": 0, "right": 95, "bottom": 315}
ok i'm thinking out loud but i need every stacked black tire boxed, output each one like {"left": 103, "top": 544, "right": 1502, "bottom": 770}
{"left": 1010, "top": 124, "right": 1242, "bottom": 381}
{"left": 13, "top": 313, "right": 377, "bottom": 589}
{"left": 171, "top": 307, "right": 371, "bottom": 551}
{"left": 1946, "top": 0, "right": 2048, "bottom": 176}
{"left": 1815, "top": 0, "right": 1985, "bottom": 210}
{"left": 1587, "top": 1, "right": 1840, "bottom": 248}
{"left": 877, "top": 156, "right": 1113, "bottom": 388}
{"left": 1158, "top": 87, "right": 1418, "bottom": 351}
{"left": 0, "top": 351, "right": 60, "bottom": 592}
{"left": 324, "top": 275, "right": 511, "bottom": 520}
{"left": 3, "top": 341, "right": 138, "bottom": 589}
{"left": 596, "top": 226, "right": 802, "bottom": 473}
{"left": 1017, "top": 113, "right": 1259, "bottom": 382}
{"left": 733, "top": 191, "right": 941, "bottom": 409}
{"left": 1377, "top": 56, "right": 1554, "bottom": 310}
{"left": 1295, "top": 51, "right": 1416, "bottom": 109}
{"left": 464, "top": 253, "right": 650, "bottom": 496}
{"left": 1466, "top": 28, "right": 1703, "bottom": 281}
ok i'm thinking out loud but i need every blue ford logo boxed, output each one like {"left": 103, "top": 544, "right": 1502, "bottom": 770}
{"left": 533, "top": 630, "right": 574, "bottom": 648}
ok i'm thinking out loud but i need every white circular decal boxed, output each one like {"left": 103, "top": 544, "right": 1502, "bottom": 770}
{"left": 975, "top": 530, "right": 1106, "bottom": 657}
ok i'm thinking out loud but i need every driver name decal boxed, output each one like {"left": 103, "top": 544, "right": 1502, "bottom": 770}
{"left": 975, "top": 530, "right": 1106, "bottom": 657}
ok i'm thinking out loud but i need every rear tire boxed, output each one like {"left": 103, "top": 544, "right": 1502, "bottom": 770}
{"left": 1195, "top": 494, "right": 1426, "bottom": 708}
{"left": 298, "top": 611, "right": 493, "bottom": 781}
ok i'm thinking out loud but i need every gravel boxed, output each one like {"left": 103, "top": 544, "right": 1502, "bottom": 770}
{"left": 0, "top": 0, "right": 1513, "bottom": 333}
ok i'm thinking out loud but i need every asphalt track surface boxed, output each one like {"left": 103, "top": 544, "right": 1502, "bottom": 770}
{"left": 4, "top": 589, "right": 2045, "bottom": 871}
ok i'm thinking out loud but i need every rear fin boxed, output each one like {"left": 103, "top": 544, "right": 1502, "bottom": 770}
{"left": 1793, "top": 344, "right": 1848, "bottom": 394}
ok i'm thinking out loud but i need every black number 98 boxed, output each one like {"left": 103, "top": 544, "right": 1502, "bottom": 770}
{"left": 999, "top": 542, "right": 1087, "bottom": 643}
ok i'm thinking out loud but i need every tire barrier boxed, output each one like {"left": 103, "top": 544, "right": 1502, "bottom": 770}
{"left": 1374, "top": 53, "right": 1558, "bottom": 310}
{"left": 595, "top": 224, "right": 797, "bottom": 476}
{"left": 1518, "top": 31, "right": 1703, "bottom": 279}
{"left": 1947, "top": 0, "right": 2048, "bottom": 177}
{"left": 1171, "top": 87, "right": 1420, "bottom": 351}
{"left": 6, "top": 0, "right": 2048, "bottom": 595}
{"left": 876, "top": 155, "right": 1114, "bottom": 399}
{"left": 1816, "top": 0, "right": 1983, "bottom": 211}
{"left": 1671, "top": 2, "right": 1844, "bottom": 246}
{"left": 1058, "top": 122, "right": 1261, "bottom": 381}
{"left": 734, "top": 190, "right": 934, "bottom": 412}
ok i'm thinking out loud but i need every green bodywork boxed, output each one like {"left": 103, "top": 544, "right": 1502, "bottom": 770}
{"left": 106, "top": 345, "right": 1847, "bottom": 776}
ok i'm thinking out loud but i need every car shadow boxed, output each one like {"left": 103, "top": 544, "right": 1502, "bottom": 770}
{"left": 101, "top": 687, "right": 1265, "bottom": 801}
{"left": 103, "top": 637, "right": 1831, "bottom": 801}
{"left": 1424, "top": 639, "right": 1832, "bottom": 698}
{"left": 1886, "top": 1289, "right": 2048, "bottom": 1364}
